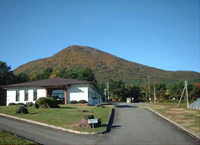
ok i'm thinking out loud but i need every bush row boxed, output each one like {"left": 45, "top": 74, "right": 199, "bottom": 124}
{"left": 8, "top": 98, "right": 87, "bottom": 107}
{"left": 70, "top": 100, "right": 87, "bottom": 104}
{"left": 8, "top": 97, "right": 59, "bottom": 108}
{"left": 8, "top": 102, "right": 32, "bottom": 106}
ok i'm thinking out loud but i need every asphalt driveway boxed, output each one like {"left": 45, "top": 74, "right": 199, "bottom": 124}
{"left": 100, "top": 103, "right": 199, "bottom": 145}
{"left": 0, "top": 103, "right": 199, "bottom": 145}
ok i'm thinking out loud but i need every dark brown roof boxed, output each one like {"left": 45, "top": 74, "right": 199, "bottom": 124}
{"left": 3, "top": 78, "right": 92, "bottom": 88}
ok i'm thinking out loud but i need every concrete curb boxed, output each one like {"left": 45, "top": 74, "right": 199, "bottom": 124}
{"left": 146, "top": 108, "right": 200, "bottom": 140}
{"left": 0, "top": 107, "right": 114, "bottom": 135}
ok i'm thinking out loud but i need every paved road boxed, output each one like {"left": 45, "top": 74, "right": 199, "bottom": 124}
{"left": 100, "top": 103, "right": 199, "bottom": 145}
{"left": 0, "top": 103, "right": 199, "bottom": 145}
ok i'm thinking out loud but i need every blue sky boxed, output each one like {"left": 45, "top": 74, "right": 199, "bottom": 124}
{"left": 0, "top": 0, "right": 199, "bottom": 73}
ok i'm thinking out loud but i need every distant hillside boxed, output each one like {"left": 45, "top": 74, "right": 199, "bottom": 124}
{"left": 14, "top": 45, "right": 200, "bottom": 83}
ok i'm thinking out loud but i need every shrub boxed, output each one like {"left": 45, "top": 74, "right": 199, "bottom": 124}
{"left": 26, "top": 102, "right": 33, "bottom": 107}
{"left": 16, "top": 103, "right": 25, "bottom": 105}
{"left": 70, "top": 100, "right": 78, "bottom": 104}
{"left": 78, "top": 100, "right": 87, "bottom": 104}
{"left": 36, "top": 97, "right": 59, "bottom": 108}
{"left": 15, "top": 106, "right": 29, "bottom": 115}
{"left": 36, "top": 97, "right": 48, "bottom": 107}
{"left": 8, "top": 103, "right": 16, "bottom": 106}
{"left": 33, "top": 103, "right": 39, "bottom": 109}
{"left": 47, "top": 97, "right": 60, "bottom": 108}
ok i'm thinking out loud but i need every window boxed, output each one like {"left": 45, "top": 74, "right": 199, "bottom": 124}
{"left": 34, "top": 89, "right": 37, "bottom": 101}
{"left": 25, "top": 90, "right": 28, "bottom": 101}
{"left": 16, "top": 90, "right": 19, "bottom": 101}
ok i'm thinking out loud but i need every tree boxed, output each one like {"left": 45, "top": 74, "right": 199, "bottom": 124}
{"left": 188, "top": 83, "right": 199, "bottom": 100}
{"left": 0, "top": 61, "right": 15, "bottom": 85}
{"left": 57, "top": 68, "right": 67, "bottom": 78}
{"left": 78, "top": 67, "right": 97, "bottom": 84}
{"left": 65, "top": 69, "right": 79, "bottom": 79}
{"left": 15, "top": 73, "right": 28, "bottom": 83}
{"left": 125, "top": 84, "right": 141, "bottom": 102}
{"left": 28, "top": 70, "right": 39, "bottom": 81}
{"left": 140, "top": 83, "right": 149, "bottom": 101}
{"left": 38, "top": 68, "right": 53, "bottom": 79}
{"left": 170, "top": 81, "right": 184, "bottom": 99}
{"left": 155, "top": 83, "right": 167, "bottom": 100}
{"left": 97, "top": 82, "right": 106, "bottom": 93}
{"left": 109, "top": 79, "right": 127, "bottom": 101}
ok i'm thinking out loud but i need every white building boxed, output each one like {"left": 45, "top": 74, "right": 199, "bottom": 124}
{"left": 3, "top": 78, "right": 103, "bottom": 106}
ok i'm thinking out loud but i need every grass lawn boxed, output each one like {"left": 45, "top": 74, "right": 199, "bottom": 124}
{"left": 0, "top": 105, "right": 112, "bottom": 133}
{"left": 144, "top": 102, "right": 200, "bottom": 137}
{"left": 0, "top": 130, "right": 36, "bottom": 145}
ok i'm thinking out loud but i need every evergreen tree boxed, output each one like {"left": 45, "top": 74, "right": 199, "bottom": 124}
{"left": 0, "top": 61, "right": 15, "bottom": 85}
{"left": 78, "top": 67, "right": 97, "bottom": 84}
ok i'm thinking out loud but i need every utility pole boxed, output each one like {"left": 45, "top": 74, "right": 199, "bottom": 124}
{"left": 154, "top": 87, "right": 156, "bottom": 103}
{"left": 185, "top": 81, "right": 189, "bottom": 108}
{"left": 177, "top": 80, "right": 189, "bottom": 108}
{"left": 147, "top": 76, "right": 151, "bottom": 103}
{"left": 104, "top": 88, "right": 107, "bottom": 104}
{"left": 107, "top": 82, "right": 109, "bottom": 100}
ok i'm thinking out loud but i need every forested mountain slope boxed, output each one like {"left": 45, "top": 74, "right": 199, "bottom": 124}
{"left": 14, "top": 45, "right": 200, "bottom": 83}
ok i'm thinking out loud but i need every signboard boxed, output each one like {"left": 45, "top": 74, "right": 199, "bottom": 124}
{"left": 88, "top": 119, "right": 98, "bottom": 124}
{"left": 88, "top": 119, "right": 98, "bottom": 129}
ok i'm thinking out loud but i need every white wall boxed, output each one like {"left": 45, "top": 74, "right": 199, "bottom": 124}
{"left": 6, "top": 87, "right": 46, "bottom": 106}
{"left": 67, "top": 85, "right": 88, "bottom": 103}
{"left": 67, "top": 84, "right": 102, "bottom": 106}
{"left": 6, "top": 90, "right": 15, "bottom": 106}
{"left": 37, "top": 89, "right": 46, "bottom": 98}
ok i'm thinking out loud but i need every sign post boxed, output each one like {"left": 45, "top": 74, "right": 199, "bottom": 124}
{"left": 88, "top": 119, "right": 98, "bottom": 129}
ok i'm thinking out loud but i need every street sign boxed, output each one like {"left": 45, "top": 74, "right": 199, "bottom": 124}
{"left": 88, "top": 119, "right": 98, "bottom": 129}
{"left": 88, "top": 119, "right": 98, "bottom": 124}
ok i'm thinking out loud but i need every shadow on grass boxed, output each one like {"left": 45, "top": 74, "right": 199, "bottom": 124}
{"left": 29, "top": 112, "right": 38, "bottom": 115}
{"left": 59, "top": 106, "right": 77, "bottom": 109}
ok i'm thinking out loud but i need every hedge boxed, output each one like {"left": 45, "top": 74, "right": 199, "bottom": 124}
{"left": 70, "top": 100, "right": 78, "bottom": 104}
{"left": 8, "top": 103, "right": 16, "bottom": 106}
{"left": 78, "top": 100, "right": 87, "bottom": 104}
{"left": 16, "top": 103, "right": 25, "bottom": 105}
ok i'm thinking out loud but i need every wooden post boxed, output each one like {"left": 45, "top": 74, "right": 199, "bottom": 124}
{"left": 45, "top": 89, "right": 48, "bottom": 97}
{"left": 65, "top": 88, "right": 67, "bottom": 105}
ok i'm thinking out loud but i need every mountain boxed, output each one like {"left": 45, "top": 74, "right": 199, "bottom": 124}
{"left": 14, "top": 45, "right": 200, "bottom": 83}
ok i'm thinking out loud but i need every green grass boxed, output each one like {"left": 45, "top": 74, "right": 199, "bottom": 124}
{"left": 0, "top": 130, "right": 36, "bottom": 145}
{"left": 0, "top": 105, "right": 112, "bottom": 132}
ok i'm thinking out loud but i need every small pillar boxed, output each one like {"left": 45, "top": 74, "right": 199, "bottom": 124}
{"left": 65, "top": 88, "right": 67, "bottom": 105}
{"left": 45, "top": 88, "right": 53, "bottom": 97}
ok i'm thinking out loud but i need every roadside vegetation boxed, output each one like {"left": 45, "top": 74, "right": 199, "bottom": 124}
{"left": 145, "top": 102, "right": 200, "bottom": 136}
{"left": 0, "top": 130, "right": 36, "bottom": 145}
{"left": 0, "top": 104, "right": 111, "bottom": 132}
